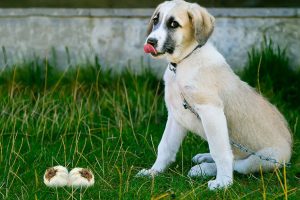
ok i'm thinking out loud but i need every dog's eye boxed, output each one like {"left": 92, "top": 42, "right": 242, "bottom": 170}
{"left": 170, "top": 21, "right": 180, "bottom": 29}
{"left": 153, "top": 16, "right": 159, "bottom": 25}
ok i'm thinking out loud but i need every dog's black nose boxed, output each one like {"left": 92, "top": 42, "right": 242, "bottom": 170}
{"left": 147, "top": 38, "right": 158, "bottom": 47}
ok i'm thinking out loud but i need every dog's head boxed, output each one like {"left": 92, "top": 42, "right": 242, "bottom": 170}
{"left": 144, "top": 0, "right": 215, "bottom": 62}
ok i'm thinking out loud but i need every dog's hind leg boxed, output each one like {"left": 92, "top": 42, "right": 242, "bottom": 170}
{"left": 188, "top": 163, "right": 217, "bottom": 177}
{"left": 234, "top": 147, "right": 291, "bottom": 174}
{"left": 192, "top": 153, "right": 214, "bottom": 164}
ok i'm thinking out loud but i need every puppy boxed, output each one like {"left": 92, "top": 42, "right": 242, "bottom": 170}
{"left": 137, "top": 0, "right": 292, "bottom": 190}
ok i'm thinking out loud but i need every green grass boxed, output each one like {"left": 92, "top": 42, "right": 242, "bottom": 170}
{"left": 0, "top": 42, "right": 299, "bottom": 199}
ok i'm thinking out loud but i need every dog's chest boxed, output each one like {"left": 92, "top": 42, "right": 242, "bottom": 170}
{"left": 164, "top": 70, "right": 206, "bottom": 138}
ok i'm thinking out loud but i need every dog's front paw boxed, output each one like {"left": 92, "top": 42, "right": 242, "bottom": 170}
{"left": 208, "top": 177, "right": 233, "bottom": 190}
{"left": 135, "top": 169, "right": 159, "bottom": 177}
{"left": 188, "top": 163, "right": 217, "bottom": 177}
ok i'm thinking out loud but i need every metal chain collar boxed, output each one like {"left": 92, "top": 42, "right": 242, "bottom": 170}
{"left": 169, "top": 63, "right": 291, "bottom": 168}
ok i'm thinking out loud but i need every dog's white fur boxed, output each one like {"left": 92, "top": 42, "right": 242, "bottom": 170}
{"left": 137, "top": 0, "right": 292, "bottom": 190}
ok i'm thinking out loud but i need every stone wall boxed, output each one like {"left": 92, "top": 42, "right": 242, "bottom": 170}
{"left": 0, "top": 8, "right": 299, "bottom": 74}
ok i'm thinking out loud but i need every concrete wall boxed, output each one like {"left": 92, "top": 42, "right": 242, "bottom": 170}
{"left": 0, "top": 8, "right": 299, "bottom": 74}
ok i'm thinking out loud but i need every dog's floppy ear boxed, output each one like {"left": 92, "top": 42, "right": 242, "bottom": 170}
{"left": 188, "top": 4, "right": 215, "bottom": 45}
{"left": 146, "top": 4, "right": 162, "bottom": 36}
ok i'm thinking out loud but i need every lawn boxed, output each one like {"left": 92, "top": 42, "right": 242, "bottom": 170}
{"left": 0, "top": 41, "right": 299, "bottom": 199}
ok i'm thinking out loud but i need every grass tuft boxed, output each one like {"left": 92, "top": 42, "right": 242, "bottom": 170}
{"left": 240, "top": 38, "right": 300, "bottom": 109}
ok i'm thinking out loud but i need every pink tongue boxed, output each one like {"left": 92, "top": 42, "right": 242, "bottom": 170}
{"left": 144, "top": 44, "right": 157, "bottom": 54}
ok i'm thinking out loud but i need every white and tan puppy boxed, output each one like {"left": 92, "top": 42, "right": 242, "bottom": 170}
{"left": 137, "top": 0, "right": 292, "bottom": 190}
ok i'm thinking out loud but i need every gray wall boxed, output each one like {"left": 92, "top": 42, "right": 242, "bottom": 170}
{"left": 0, "top": 8, "right": 299, "bottom": 74}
